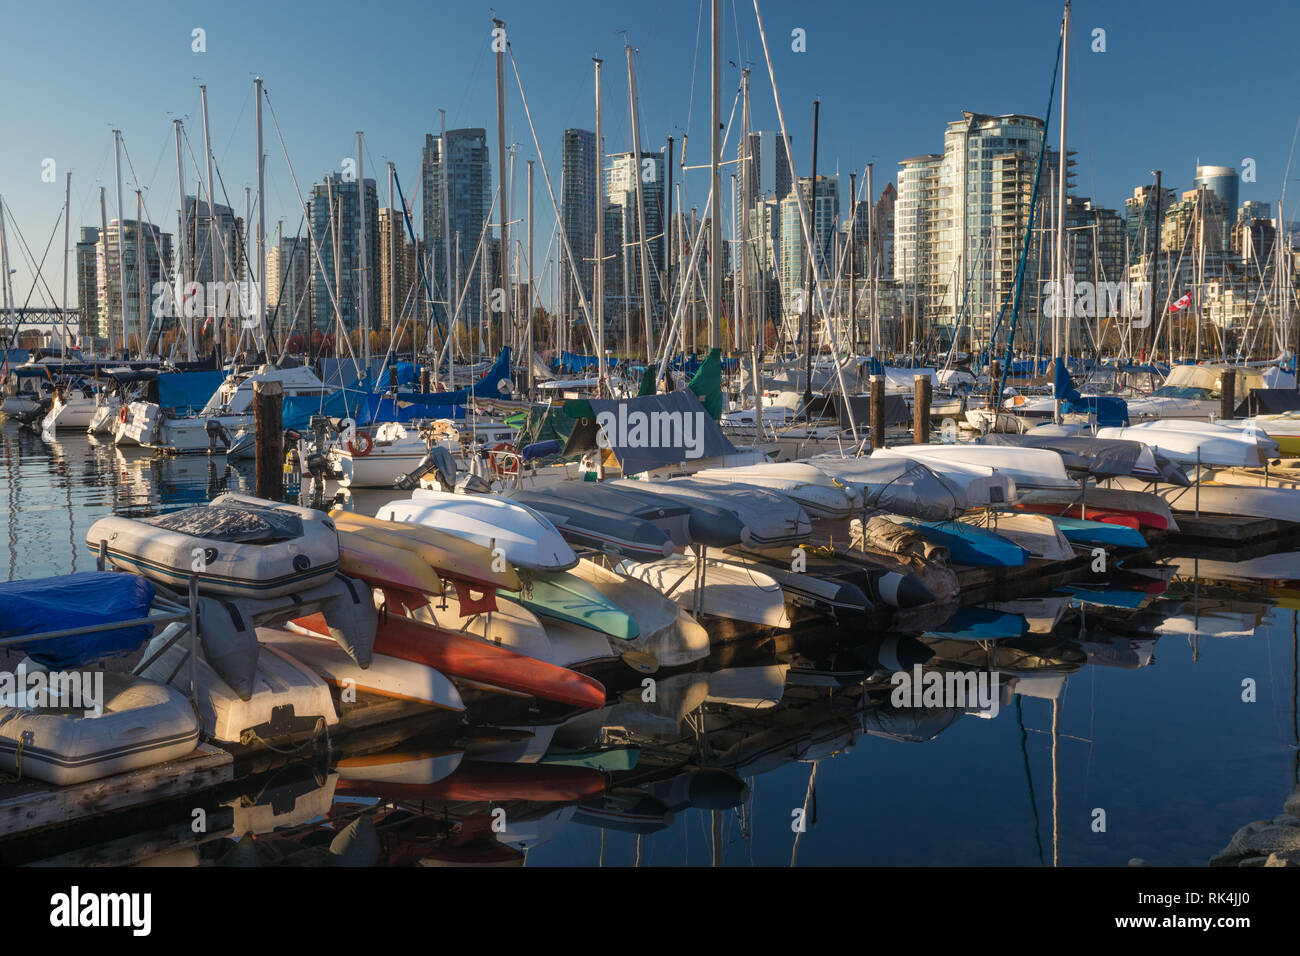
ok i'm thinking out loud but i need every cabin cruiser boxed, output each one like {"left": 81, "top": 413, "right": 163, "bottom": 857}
{"left": 115, "top": 364, "right": 330, "bottom": 452}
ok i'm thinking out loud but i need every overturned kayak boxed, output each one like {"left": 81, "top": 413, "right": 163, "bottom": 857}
{"left": 389, "top": 489, "right": 576, "bottom": 572}
{"left": 615, "top": 477, "right": 811, "bottom": 546}
{"left": 568, "top": 559, "right": 711, "bottom": 667}
{"left": 298, "top": 612, "right": 606, "bottom": 710}
{"left": 958, "top": 511, "right": 1074, "bottom": 561}
{"left": 617, "top": 553, "right": 791, "bottom": 628}
{"left": 689, "top": 461, "right": 858, "bottom": 520}
{"left": 258, "top": 627, "right": 464, "bottom": 711}
{"left": 889, "top": 517, "right": 1028, "bottom": 568}
{"left": 504, "top": 570, "right": 639, "bottom": 641}
{"left": 533, "top": 479, "right": 746, "bottom": 548}
{"left": 332, "top": 508, "right": 521, "bottom": 592}
{"left": 506, "top": 489, "right": 674, "bottom": 560}
{"left": 89, "top": 497, "right": 339, "bottom": 598}
{"left": 706, "top": 547, "right": 874, "bottom": 619}
{"left": 1033, "top": 514, "right": 1147, "bottom": 549}
{"left": 0, "top": 671, "right": 199, "bottom": 786}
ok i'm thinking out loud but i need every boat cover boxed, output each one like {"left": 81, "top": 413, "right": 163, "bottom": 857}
{"left": 0, "top": 572, "right": 156, "bottom": 668}
{"left": 974, "top": 433, "right": 1145, "bottom": 478}
{"left": 148, "top": 504, "right": 305, "bottom": 543}
{"left": 1236, "top": 388, "right": 1300, "bottom": 417}
{"left": 158, "top": 370, "right": 225, "bottom": 415}
{"left": 565, "top": 390, "right": 738, "bottom": 475}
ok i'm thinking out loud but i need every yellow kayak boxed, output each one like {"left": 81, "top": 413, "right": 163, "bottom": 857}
{"left": 331, "top": 510, "right": 521, "bottom": 592}
{"left": 336, "top": 528, "right": 444, "bottom": 597}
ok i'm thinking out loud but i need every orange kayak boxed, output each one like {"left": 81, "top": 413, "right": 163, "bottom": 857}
{"left": 338, "top": 760, "right": 607, "bottom": 803}
{"left": 293, "top": 612, "right": 607, "bottom": 710}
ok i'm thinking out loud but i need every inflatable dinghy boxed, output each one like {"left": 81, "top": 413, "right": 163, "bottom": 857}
{"left": 137, "top": 623, "right": 338, "bottom": 744}
{"left": 0, "top": 670, "right": 199, "bottom": 786}
{"left": 88, "top": 497, "right": 338, "bottom": 598}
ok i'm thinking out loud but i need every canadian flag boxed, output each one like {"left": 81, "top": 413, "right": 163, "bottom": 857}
{"left": 1169, "top": 291, "right": 1192, "bottom": 313}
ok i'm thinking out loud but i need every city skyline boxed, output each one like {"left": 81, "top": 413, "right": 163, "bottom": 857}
{"left": 1, "top": 0, "right": 1297, "bottom": 321}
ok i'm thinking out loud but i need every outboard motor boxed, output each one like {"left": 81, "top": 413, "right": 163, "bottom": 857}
{"left": 205, "top": 418, "right": 232, "bottom": 452}
{"left": 395, "top": 445, "right": 457, "bottom": 491}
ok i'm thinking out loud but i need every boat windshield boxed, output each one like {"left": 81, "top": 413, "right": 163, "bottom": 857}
{"left": 1150, "top": 385, "right": 1217, "bottom": 400}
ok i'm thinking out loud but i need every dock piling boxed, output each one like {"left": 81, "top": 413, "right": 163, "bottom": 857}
{"left": 870, "top": 374, "right": 885, "bottom": 450}
{"left": 253, "top": 379, "right": 284, "bottom": 501}
{"left": 1220, "top": 369, "right": 1236, "bottom": 421}
{"left": 913, "top": 374, "right": 931, "bottom": 444}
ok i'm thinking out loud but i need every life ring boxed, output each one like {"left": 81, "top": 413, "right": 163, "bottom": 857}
{"left": 347, "top": 430, "right": 374, "bottom": 457}
{"left": 118, "top": 406, "right": 129, "bottom": 424}
{"left": 487, "top": 441, "right": 518, "bottom": 477}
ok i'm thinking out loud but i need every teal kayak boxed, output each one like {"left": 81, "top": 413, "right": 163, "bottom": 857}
{"left": 540, "top": 745, "right": 640, "bottom": 773}
{"left": 505, "top": 570, "right": 639, "bottom": 641}
{"left": 893, "top": 518, "right": 1028, "bottom": 567}
{"left": 1046, "top": 516, "right": 1146, "bottom": 549}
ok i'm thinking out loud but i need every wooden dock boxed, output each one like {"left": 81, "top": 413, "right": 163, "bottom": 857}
{"left": 0, "top": 744, "right": 232, "bottom": 841}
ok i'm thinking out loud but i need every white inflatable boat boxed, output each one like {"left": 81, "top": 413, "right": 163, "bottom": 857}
{"left": 87, "top": 497, "right": 339, "bottom": 598}
{"left": 0, "top": 670, "right": 199, "bottom": 786}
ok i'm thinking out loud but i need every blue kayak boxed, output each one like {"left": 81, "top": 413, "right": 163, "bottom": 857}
{"left": 1048, "top": 516, "right": 1147, "bottom": 549}
{"left": 893, "top": 518, "right": 1028, "bottom": 568}
{"left": 925, "top": 607, "right": 1030, "bottom": 641}
{"left": 1058, "top": 584, "right": 1149, "bottom": 609}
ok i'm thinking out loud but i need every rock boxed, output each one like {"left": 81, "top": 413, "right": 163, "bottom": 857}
{"left": 1266, "top": 849, "right": 1300, "bottom": 867}
{"left": 1210, "top": 817, "right": 1300, "bottom": 867}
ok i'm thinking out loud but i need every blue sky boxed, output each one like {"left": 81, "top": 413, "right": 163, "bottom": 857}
{"left": 2, "top": 0, "right": 1298, "bottom": 309}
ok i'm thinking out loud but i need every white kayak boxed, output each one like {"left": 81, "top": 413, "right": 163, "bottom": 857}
{"left": 379, "top": 489, "right": 577, "bottom": 572}
{"left": 569, "top": 559, "right": 710, "bottom": 667}
{"left": 689, "top": 461, "right": 859, "bottom": 519}
{"left": 617, "top": 477, "right": 812, "bottom": 545}
{"left": 868, "top": 447, "right": 1020, "bottom": 504}
{"left": 873, "top": 443, "right": 1075, "bottom": 491}
{"left": 959, "top": 511, "right": 1074, "bottom": 561}
{"left": 616, "top": 552, "right": 791, "bottom": 628}
{"left": 0, "top": 671, "right": 199, "bottom": 786}
{"left": 1097, "top": 420, "right": 1274, "bottom": 467}
{"left": 1105, "top": 475, "right": 1300, "bottom": 522}
{"left": 258, "top": 627, "right": 464, "bottom": 711}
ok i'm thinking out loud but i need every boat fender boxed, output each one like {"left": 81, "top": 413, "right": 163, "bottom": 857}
{"left": 197, "top": 596, "right": 261, "bottom": 701}
{"left": 348, "top": 430, "right": 374, "bottom": 457}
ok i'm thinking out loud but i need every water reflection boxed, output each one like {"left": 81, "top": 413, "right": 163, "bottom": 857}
{"left": 1, "top": 431, "right": 1298, "bottom": 867}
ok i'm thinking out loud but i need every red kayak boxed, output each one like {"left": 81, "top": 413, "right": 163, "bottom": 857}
{"left": 292, "top": 613, "right": 607, "bottom": 710}
{"left": 1015, "top": 503, "right": 1167, "bottom": 531}
{"left": 338, "top": 760, "right": 607, "bottom": 803}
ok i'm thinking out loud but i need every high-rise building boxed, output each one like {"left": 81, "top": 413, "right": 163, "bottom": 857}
{"left": 75, "top": 227, "right": 99, "bottom": 339}
{"left": 266, "top": 235, "right": 311, "bottom": 332}
{"left": 896, "top": 113, "right": 1067, "bottom": 348}
{"left": 96, "top": 220, "right": 173, "bottom": 347}
{"left": 606, "top": 151, "right": 666, "bottom": 329}
{"left": 421, "top": 128, "right": 492, "bottom": 327}
{"left": 1124, "top": 184, "right": 1176, "bottom": 266}
{"left": 1194, "top": 165, "right": 1239, "bottom": 222}
{"left": 180, "top": 197, "right": 245, "bottom": 286}
{"left": 308, "top": 174, "right": 379, "bottom": 334}
{"left": 778, "top": 174, "right": 840, "bottom": 319}
{"left": 378, "top": 206, "right": 419, "bottom": 336}
{"left": 561, "top": 129, "right": 598, "bottom": 320}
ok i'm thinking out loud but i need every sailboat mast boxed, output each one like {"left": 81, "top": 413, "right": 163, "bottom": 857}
{"left": 593, "top": 57, "right": 606, "bottom": 390}
{"left": 356, "top": 131, "right": 369, "bottom": 371}
{"left": 494, "top": 17, "right": 511, "bottom": 359}
{"left": 174, "top": 120, "right": 193, "bottom": 361}
{"left": 200, "top": 85, "right": 218, "bottom": 362}
{"left": 709, "top": 0, "right": 722, "bottom": 349}
{"left": 1052, "top": 1, "right": 1070, "bottom": 422}
{"left": 255, "top": 77, "right": 266, "bottom": 356}
{"left": 113, "top": 129, "right": 128, "bottom": 354}
{"left": 626, "top": 43, "right": 656, "bottom": 361}
{"left": 527, "top": 158, "right": 534, "bottom": 398}
{"left": 61, "top": 170, "right": 71, "bottom": 362}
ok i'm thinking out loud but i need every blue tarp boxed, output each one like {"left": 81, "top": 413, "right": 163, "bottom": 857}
{"left": 158, "top": 370, "right": 225, "bottom": 415}
{"left": 0, "top": 572, "right": 156, "bottom": 669}
{"left": 1053, "top": 358, "right": 1129, "bottom": 426}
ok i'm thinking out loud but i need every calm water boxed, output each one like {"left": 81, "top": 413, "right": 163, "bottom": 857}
{"left": 2, "top": 421, "right": 1298, "bottom": 866}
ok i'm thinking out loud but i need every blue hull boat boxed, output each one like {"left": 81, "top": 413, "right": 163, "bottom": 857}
{"left": 893, "top": 518, "right": 1028, "bottom": 568}
{"left": 1046, "top": 516, "right": 1146, "bottom": 549}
